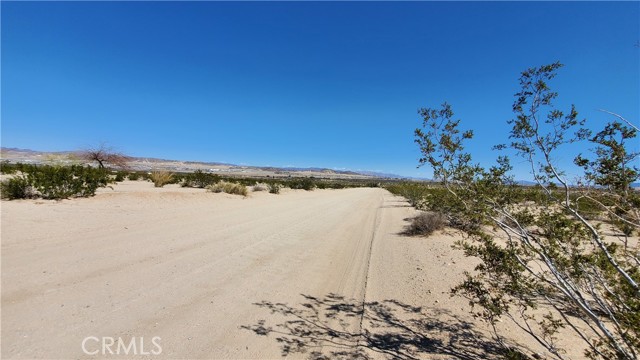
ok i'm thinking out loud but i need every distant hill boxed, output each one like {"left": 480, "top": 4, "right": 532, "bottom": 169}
{"left": 0, "top": 147, "right": 405, "bottom": 180}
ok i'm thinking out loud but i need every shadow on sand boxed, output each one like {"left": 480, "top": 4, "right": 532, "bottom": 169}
{"left": 242, "top": 293, "right": 528, "bottom": 360}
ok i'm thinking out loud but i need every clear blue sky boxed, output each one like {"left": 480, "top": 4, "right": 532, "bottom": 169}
{"left": 2, "top": 1, "right": 638, "bottom": 178}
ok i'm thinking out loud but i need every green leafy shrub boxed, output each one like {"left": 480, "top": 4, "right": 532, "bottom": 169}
{"left": 181, "top": 170, "right": 220, "bottom": 188}
{"left": 0, "top": 164, "right": 111, "bottom": 200}
{"left": 0, "top": 161, "right": 19, "bottom": 174}
{"left": 386, "top": 182, "right": 432, "bottom": 207}
{"left": 127, "top": 172, "right": 141, "bottom": 181}
{"left": 287, "top": 178, "right": 315, "bottom": 190}
{"left": 0, "top": 175, "right": 35, "bottom": 199}
{"left": 150, "top": 170, "right": 174, "bottom": 188}
{"left": 114, "top": 171, "right": 127, "bottom": 182}
{"left": 414, "top": 63, "right": 640, "bottom": 359}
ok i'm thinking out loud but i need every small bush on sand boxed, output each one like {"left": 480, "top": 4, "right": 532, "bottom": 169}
{"left": 181, "top": 170, "right": 220, "bottom": 188}
{"left": 114, "top": 171, "right": 127, "bottom": 182}
{"left": 0, "top": 175, "right": 35, "bottom": 199}
{"left": 252, "top": 183, "right": 268, "bottom": 192}
{"left": 268, "top": 183, "right": 281, "bottom": 194}
{"left": 127, "top": 172, "right": 141, "bottom": 181}
{"left": 207, "top": 181, "right": 247, "bottom": 196}
{"left": 150, "top": 170, "right": 174, "bottom": 188}
{"left": 403, "top": 212, "right": 447, "bottom": 236}
{"left": 287, "top": 178, "right": 315, "bottom": 191}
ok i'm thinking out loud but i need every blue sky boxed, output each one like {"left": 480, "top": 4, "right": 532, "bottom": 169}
{"left": 2, "top": 1, "right": 638, "bottom": 179}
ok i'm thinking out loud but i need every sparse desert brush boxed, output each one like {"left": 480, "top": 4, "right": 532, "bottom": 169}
{"left": 403, "top": 212, "right": 447, "bottom": 236}
{"left": 150, "top": 170, "right": 174, "bottom": 188}
{"left": 252, "top": 183, "right": 268, "bottom": 192}
{"left": 267, "top": 183, "right": 281, "bottom": 194}
{"left": 207, "top": 181, "right": 247, "bottom": 196}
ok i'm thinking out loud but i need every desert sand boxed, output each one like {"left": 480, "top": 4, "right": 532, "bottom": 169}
{"left": 1, "top": 181, "right": 582, "bottom": 359}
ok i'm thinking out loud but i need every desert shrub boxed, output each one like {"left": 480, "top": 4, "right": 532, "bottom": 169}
{"left": 150, "top": 170, "right": 174, "bottom": 188}
{"left": 0, "top": 175, "right": 35, "bottom": 199}
{"left": 114, "top": 171, "right": 127, "bottom": 182}
{"left": 403, "top": 212, "right": 447, "bottom": 236}
{"left": 181, "top": 170, "right": 220, "bottom": 188}
{"left": 127, "top": 172, "right": 141, "bottom": 181}
{"left": 207, "top": 181, "right": 247, "bottom": 196}
{"left": 252, "top": 183, "right": 268, "bottom": 192}
{"left": 0, "top": 164, "right": 111, "bottom": 200}
{"left": 267, "top": 183, "right": 281, "bottom": 194}
{"left": 287, "top": 178, "right": 315, "bottom": 190}
{"left": 386, "top": 182, "right": 432, "bottom": 207}
{"left": 414, "top": 63, "right": 640, "bottom": 359}
{"left": 0, "top": 162, "right": 19, "bottom": 174}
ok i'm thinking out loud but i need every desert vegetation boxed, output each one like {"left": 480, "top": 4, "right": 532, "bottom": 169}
{"left": 402, "top": 212, "right": 447, "bottom": 236}
{"left": 390, "top": 63, "right": 639, "bottom": 359}
{"left": 0, "top": 163, "right": 112, "bottom": 200}
{"left": 149, "top": 170, "right": 174, "bottom": 188}
{"left": 207, "top": 181, "right": 248, "bottom": 196}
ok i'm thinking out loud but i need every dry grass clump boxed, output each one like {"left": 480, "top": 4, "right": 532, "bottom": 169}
{"left": 403, "top": 212, "right": 447, "bottom": 237}
{"left": 207, "top": 181, "right": 248, "bottom": 196}
{"left": 252, "top": 183, "right": 268, "bottom": 192}
{"left": 150, "top": 170, "right": 174, "bottom": 188}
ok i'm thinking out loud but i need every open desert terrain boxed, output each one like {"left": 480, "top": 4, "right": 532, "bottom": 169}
{"left": 1, "top": 181, "right": 587, "bottom": 359}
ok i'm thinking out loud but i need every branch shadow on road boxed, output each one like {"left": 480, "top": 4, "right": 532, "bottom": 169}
{"left": 241, "top": 293, "right": 524, "bottom": 360}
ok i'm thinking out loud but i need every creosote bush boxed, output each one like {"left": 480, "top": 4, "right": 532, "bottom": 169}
{"left": 413, "top": 62, "right": 639, "bottom": 359}
{"left": 181, "top": 170, "right": 220, "bottom": 188}
{"left": 268, "top": 183, "right": 281, "bottom": 194}
{"left": 0, "top": 164, "right": 111, "bottom": 200}
{"left": 150, "top": 170, "right": 174, "bottom": 188}
{"left": 403, "top": 212, "right": 447, "bottom": 236}
{"left": 286, "top": 178, "right": 315, "bottom": 191}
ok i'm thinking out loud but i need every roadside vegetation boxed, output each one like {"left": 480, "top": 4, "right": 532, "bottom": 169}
{"left": 207, "top": 181, "right": 248, "bottom": 196}
{"left": 1, "top": 160, "right": 387, "bottom": 201}
{"left": 392, "top": 63, "right": 639, "bottom": 359}
{"left": 0, "top": 163, "right": 112, "bottom": 200}
{"left": 149, "top": 170, "right": 174, "bottom": 188}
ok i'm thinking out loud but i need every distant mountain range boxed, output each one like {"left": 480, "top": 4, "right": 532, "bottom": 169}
{"left": 0, "top": 147, "right": 406, "bottom": 180}
{"left": 2, "top": 147, "right": 639, "bottom": 186}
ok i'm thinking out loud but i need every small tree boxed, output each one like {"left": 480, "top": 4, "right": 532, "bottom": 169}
{"left": 414, "top": 63, "right": 639, "bottom": 359}
{"left": 80, "top": 143, "right": 131, "bottom": 169}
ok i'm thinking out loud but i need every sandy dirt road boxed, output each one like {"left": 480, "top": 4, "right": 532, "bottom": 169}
{"left": 1, "top": 182, "right": 581, "bottom": 359}
{"left": 1, "top": 183, "right": 397, "bottom": 358}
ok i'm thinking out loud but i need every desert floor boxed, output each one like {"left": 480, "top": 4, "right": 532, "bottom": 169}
{"left": 2, "top": 181, "right": 581, "bottom": 359}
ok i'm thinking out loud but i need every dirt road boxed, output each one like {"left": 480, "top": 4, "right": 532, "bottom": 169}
{"left": 2, "top": 182, "right": 579, "bottom": 359}
{"left": 1, "top": 183, "right": 406, "bottom": 358}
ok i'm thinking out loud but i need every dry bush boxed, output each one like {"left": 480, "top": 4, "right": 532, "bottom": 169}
{"left": 403, "top": 212, "right": 447, "bottom": 236}
{"left": 207, "top": 181, "right": 247, "bottom": 196}
{"left": 80, "top": 144, "right": 131, "bottom": 169}
{"left": 150, "top": 170, "right": 174, "bottom": 188}
{"left": 252, "top": 183, "right": 268, "bottom": 192}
